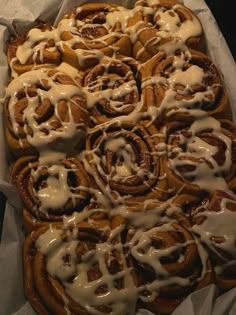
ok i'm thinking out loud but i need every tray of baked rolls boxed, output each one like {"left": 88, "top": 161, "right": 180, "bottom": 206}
{"left": 0, "top": 0, "right": 236, "bottom": 314}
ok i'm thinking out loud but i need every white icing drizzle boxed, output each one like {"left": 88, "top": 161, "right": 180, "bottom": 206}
{"left": 78, "top": 150, "right": 117, "bottom": 208}
{"left": 105, "top": 7, "right": 135, "bottom": 33}
{"left": 72, "top": 48, "right": 104, "bottom": 68}
{"left": 105, "top": 137, "right": 137, "bottom": 178}
{"left": 47, "top": 239, "right": 79, "bottom": 281}
{"left": 38, "top": 150, "right": 68, "bottom": 166}
{"left": 129, "top": 224, "right": 180, "bottom": 277}
{"left": 35, "top": 211, "right": 210, "bottom": 314}
{"left": 158, "top": 38, "right": 190, "bottom": 56}
{"left": 36, "top": 227, "right": 62, "bottom": 255}
{"left": 65, "top": 243, "right": 137, "bottom": 315}
{"left": 154, "top": 4, "right": 202, "bottom": 41}
{"left": 16, "top": 27, "right": 59, "bottom": 64}
{"left": 31, "top": 164, "right": 85, "bottom": 212}
{"left": 56, "top": 62, "right": 83, "bottom": 79}
{"left": 63, "top": 208, "right": 108, "bottom": 228}
{"left": 131, "top": 1, "right": 202, "bottom": 59}
{"left": 84, "top": 78, "right": 138, "bottom": 109}
{"left": 56, "top": 5, "right": 131, "bottom": 58}
{"left": 81, "top": 122, "right": 161, "bottom": 204}
{"left": 5, "top": 66, "right": 88, "bottom": 160}
{"left": 13, "top": 0, "right": 198, "bottom": 66}
{"left": 146, "top": 0, "right": 160, "bottom": 6}
{"left": 36, "top": 226, "right": 138, "bottom": 315}
{"left": 168, "top": 65, "right": 205, "bottom": 87}
{"left": 168, "top": 116, "right": 233, "bottom": 192}
{"left": 192, "top": 194, "right": 236, "bottom": 258}
{"left": 10, "top": 0, "right": 202, "bottom": 75}
{"left": 142, "top": 54, "right": 216, "bottom": 121}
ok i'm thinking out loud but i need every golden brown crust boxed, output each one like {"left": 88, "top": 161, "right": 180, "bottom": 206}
{"left": 158, "top": 119, "right": 236, "bottom": 199}
{"left": 141, "top": 49, "right": 231, "bottom": 127}
{"left": 191, "top": 190, "right": 236, "bottom": 291}
{"left": 130, "top": 0, "right": 205, "bottom": 62}
{"left": 78, "top": 56, "right": 142, "bottom": 126}
{"left": 4, "top": 66, "right": 89, "bottom": 158}
{"left": 23, "top": 220, "right": 120, "bottom": 315}
{"left": 11, "top": 155, "right": 91, "bottom": 231}
{"left": 86, "top": 121, "right": 164, "bottom": 203}
{"left": 7, "top": 23, "right": 62, "bottom": 76}
{"left": 57, "top": 3, "right": 132, "bottom": 69}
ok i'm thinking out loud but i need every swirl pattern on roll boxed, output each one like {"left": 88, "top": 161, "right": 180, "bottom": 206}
{"left": 126, "top": 220, "right": 212, "bottom": 314}
{"left": 56, "top": 3, "right": 133, "bottom": 69}
{"left": 4, "top": 64, "right": 89, "bottom": 158}
{"left": 24, "top": 220, "right": 113, "bottom": 315}
{"left": 85, "top": 122, "right": 161, "bottom": 204}
{"left": 159, "top": 117, "right": 236, "bottom": 198}
{"left": 141, "top": 50, "right": 231, "bottom": 126}
{"left": 191, "top": 190, "right": 236, "bottom": 291}
{"left": 23, "top": 201, "right": 213, "bottom": 315}
{"left": 11, "top": 155, "right": 91, "bottom": 232}
{"left": 7, "top": 23, "right": 62, "bottom": 77}
{"left": 79, "top": 56, "right": 141, "bottom": 126}
{"left": 130, "top": 0, "right": 204, "bottom": 62}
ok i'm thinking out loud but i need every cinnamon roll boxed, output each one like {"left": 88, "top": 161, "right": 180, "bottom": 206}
{"left": 10, "top": 155, "right": 91, "bottom": 233}
{"left": 84, "top": 121, "right": 164, "bottom": 205}
{"left": 7, "top": 23, "right": 61, "bottom": 77}
{"left": 129, "top": 0, "right": 204, "bottom": 62}
{"left": 191, "top": 189, "right": 236, "bottom": 291}
{"left": 23, "top": 220, "right": 137, "bottom": 315}
{"left": 141, "top": 49, "right": 231, "bottom": 126}
{"left": 56, "top": 3, "right": 132, "bottom": 69}
{"left": 126, "top": 220, "right": 213, "bottom": 314}
{"left": 3, "top": 64, "right": 89, "bottom": 158}
{"left": 159, "top": 117, "right": 236, "bottom": 199}
{"left": 79, "top": 56, "right": 142, "bottom": 126}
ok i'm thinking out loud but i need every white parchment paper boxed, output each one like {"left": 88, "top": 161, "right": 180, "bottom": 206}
{"left": 0, "top": 1, "right": 236, "bottom": 314}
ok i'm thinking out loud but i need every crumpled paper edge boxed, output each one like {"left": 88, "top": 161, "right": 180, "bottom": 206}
{"left": 0, "top": 0, "right": 236, "bottom": 314}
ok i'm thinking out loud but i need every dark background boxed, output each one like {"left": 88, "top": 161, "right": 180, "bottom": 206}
{"left": 206, "top": 0, "right": 236, "bottom": 61}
